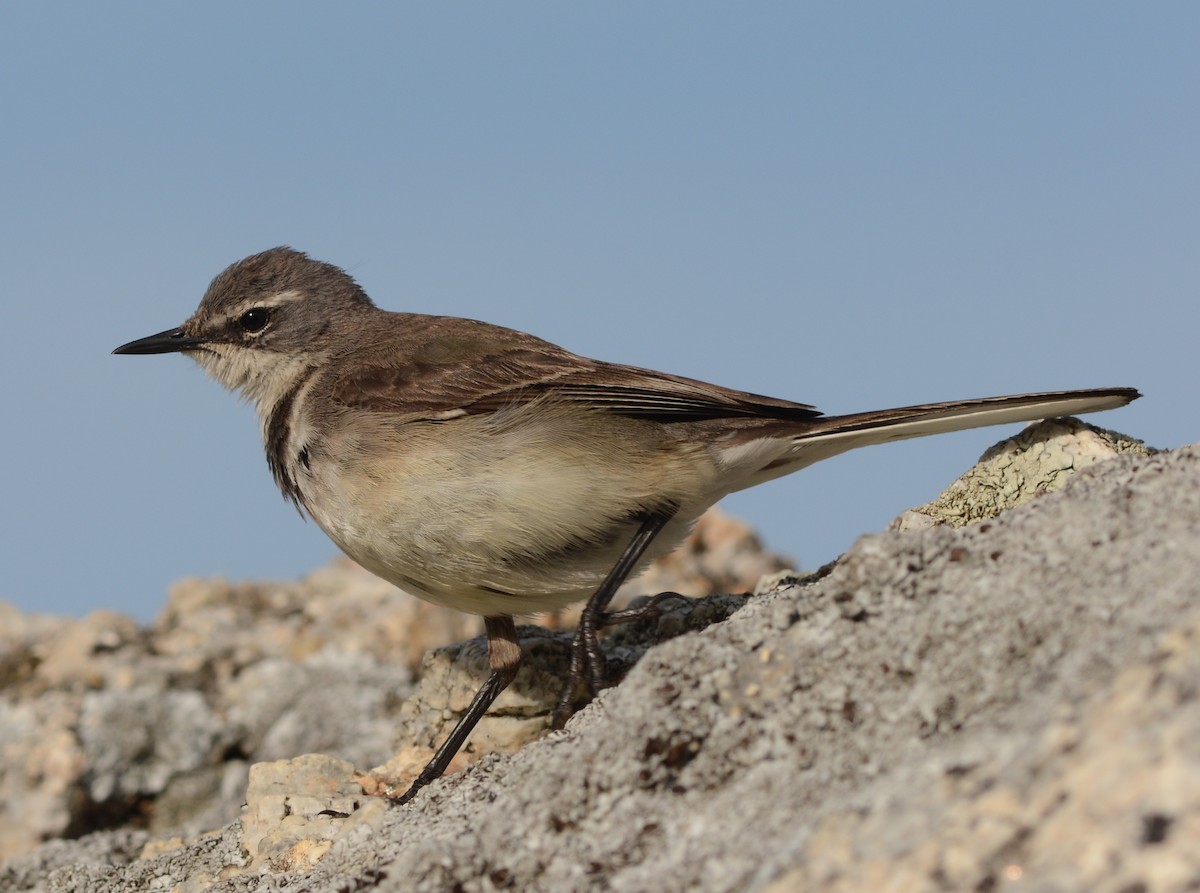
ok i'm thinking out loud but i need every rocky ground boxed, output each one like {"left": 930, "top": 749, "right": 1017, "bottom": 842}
{"left": 3, "top": 420, "right": 1197, "bottom": 893}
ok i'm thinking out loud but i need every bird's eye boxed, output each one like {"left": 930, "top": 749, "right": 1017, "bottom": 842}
{"left": 239, "top": 308, "right": 270, "bottom": 333}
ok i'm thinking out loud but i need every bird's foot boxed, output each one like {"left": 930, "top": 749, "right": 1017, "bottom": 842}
{"left": 550, "top": 591, "right": 688, "bottom": 729}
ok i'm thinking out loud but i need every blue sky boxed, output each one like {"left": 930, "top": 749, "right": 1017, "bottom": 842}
{"left": 2, "top": 4, "right": 1194, "bottom": 619}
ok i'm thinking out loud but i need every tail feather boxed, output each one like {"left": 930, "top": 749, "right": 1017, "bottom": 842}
{"left": 734, "top": 387, "right": 1140, "bottom": 488}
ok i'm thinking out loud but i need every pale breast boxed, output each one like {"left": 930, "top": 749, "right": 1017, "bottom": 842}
{"left": 295, "top": 399, "right": 720, "bottom": 614}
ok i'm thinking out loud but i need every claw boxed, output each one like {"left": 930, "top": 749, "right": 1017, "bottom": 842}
{"left": 599, "top": 591, "right": 688, "bottom": 627}
{"left": 550, "top": 589, "right": 687, "bottom": 730}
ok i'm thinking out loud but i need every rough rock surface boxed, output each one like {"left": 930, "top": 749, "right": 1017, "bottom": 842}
{"left": 0, "top": 563, "right": 463, "bottom": 860}
{"left": 4, "top": 423, "right": 1198, "bottom": 892}
{"left": 892, "top": 418, "right": 1152, "bottom": 530}
{"left": 0, "top": 507, "right": 785, "bottom": 863}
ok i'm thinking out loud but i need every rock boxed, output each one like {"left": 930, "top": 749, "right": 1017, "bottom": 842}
{"left": 0, "top": 692, "right": 87, "bottom": 859}
{"left": 0, "top": 561, "right": 445, "bottom": 859}
{"left": 7, "top": 425, "right": 1198, "bottom": 893}
{"left": 375, "top": 625, "right": 569, "bottom": 787}
{"left": 369, "top": 595, "right": 747, "bottom": 793}
{"left": 765, "top": 611, "right": 1200, "bottom": 893}
{"left": 0, "top": 507, "right": 787, "bottom": 863}
{"left": 240, "top": 755, "right": 386, "bottom": 871}
{"left": 892, "top": 417, "right": 1152, "bottom": 530}
{"left": 79, "top": 687, "right": 219, "bottom": 802}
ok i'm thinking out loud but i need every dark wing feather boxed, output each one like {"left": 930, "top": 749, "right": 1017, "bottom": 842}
{"left": 329, "top": 315, "right": 821, "bottom": 424}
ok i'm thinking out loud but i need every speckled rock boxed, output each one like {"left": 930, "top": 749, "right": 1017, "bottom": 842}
{"left": 0, "top": 509, "right": 785, "bottom": 862}
{"left": 0, "top": 563, "right": 439, "bottom": 859}
{"left": 893, "top": 417, "right": 1152, "bottom": 530}
{"left": 4, "top": 428, "right": 1195, "bottom": 893}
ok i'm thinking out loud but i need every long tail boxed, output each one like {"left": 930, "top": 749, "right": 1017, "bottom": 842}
{"left": 741, "top": 387, "right": 1140, "bottom": 487}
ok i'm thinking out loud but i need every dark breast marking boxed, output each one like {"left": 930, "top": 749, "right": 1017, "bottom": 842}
{"left": 264, "top": 369, "right": 318, "bottom": 514}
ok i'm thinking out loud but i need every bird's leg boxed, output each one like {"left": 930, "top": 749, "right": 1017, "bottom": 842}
{"left": 391, "top": 614, "right": 521, "bottom": 804}
{"left": 551, "top": 510, "right": 676, "bottom": 730}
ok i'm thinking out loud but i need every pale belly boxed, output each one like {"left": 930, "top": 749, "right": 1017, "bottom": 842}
{"left": 294, "top": 408, "right": 719, "bottom": 616}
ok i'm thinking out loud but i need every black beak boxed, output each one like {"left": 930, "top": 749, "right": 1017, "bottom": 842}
{"left": 112, "top": 327, "right": 206, "bottom": 355}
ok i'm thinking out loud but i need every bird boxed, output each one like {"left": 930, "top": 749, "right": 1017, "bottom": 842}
{"left": 113, "top": 246, "right": 1140, "bottom": 802}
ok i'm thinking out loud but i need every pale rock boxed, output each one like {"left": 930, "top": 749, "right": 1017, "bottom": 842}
{"left": 5, "top": 425, "right": 1199, "bottom": 893}
{"left": 892, "top": 417, "right": 1150, "bottom": 531}
{"left": 240, "top": 754, "right": 384, "bottom": 871}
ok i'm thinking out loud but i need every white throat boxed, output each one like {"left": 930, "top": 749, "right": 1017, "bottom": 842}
{"left": 190, "top": 344, "right": 316, "bottom": 428}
